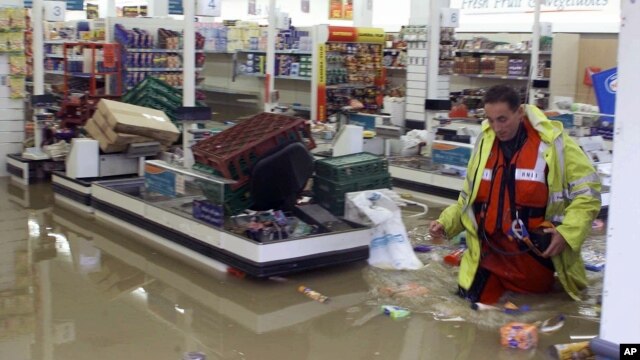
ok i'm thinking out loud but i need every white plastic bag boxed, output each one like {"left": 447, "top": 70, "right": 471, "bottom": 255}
{"left": 345, "top": 190, "right": 424, "bottom": 270}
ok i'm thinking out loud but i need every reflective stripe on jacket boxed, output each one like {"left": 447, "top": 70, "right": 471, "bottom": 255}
{"left": 437, "top": 105, "right": 602, "bottom": 300}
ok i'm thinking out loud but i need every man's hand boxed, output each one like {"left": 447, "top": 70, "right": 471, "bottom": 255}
{"left": 541, "top": 227, "right": 568, "bottom": 258}
{"left": 429, "top": 221, "right": 446, "bottom": 239}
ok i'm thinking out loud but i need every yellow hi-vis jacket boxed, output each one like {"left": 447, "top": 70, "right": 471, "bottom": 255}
{"left": 437, "top": 105, "right": 602, "bottom": 300}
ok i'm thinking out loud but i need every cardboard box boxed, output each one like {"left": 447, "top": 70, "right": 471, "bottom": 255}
{"left": 86, "top": 117, "right": 157, "bottom": 153}
{"left": 85, "top": 118, "right": 127, "bottom": 153}
{"left": 96, "top": 99, "right": 179, "bottom": 144}
{"left": 431, "top": 140, "right": 474, "bottom": 167}
{"left": 92, "top": 111, "right": 156, "bottom": 145}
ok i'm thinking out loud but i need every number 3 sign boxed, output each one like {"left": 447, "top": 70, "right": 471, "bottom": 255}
{"left": 197, "top": 0, "right": 222, "bottom": 17}
{"left": 44, "top": 1, "right": 66, "bottom": 22}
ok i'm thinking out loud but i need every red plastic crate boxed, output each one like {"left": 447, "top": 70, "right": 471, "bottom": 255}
{"left": 192, "top": 112, "right": 316, "bottom": 190}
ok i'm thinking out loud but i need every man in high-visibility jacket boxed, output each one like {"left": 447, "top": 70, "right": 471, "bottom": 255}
{"left": 430, "top": 85, "right": 601, "bottom": 303}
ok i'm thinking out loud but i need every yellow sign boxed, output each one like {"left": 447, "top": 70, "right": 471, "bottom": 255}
{"left": 356, "top": 28, "right": 385, "bottom": 44}
{"left": 318, "top": 44, "right": 326, "bottom": 85}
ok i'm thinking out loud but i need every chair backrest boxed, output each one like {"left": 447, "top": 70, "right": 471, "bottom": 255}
{"left": 250, "top": 141, "right": 314, "bottom": 211}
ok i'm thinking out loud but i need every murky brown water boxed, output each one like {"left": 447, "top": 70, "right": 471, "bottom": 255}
{"left": 2, "top": 178, "right": 603, "bottom": 359}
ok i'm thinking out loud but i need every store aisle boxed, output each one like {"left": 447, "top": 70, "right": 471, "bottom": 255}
{"left": 1, "top": 178, "right": 603, "bottom": 360}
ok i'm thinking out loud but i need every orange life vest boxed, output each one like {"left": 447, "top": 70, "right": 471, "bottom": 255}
{"left": 474, "top": 119, "right": 549, "bottom": 235}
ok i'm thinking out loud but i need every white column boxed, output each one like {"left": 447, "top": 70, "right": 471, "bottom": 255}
{"left": 183, "top": 0, "right": 196, "bottom": 107}
{"left": 427, "top": 0, "right": 441, "bottom": 100}
{"left": 182, "top": 0, "right": 196, "bottom": 167}
{"left": 98, "top": 0, "right": 116, "bottom": 18}
{"left": 599, "top": 0, "right": 640, "bottom": 344}
{"left": 264, "top": 0, "right": 277, "bottom": 112}
{"left": 528, "top": 0, "right": 541, "bottom": 104}
{"left": 32, "top": 0, "right": 44, "bottom": 96}
{"left": 147, "top": 0, "right": 169, "bottom": 17}
{"left": 352, "top": 0, "right": 373, "bottom": 27}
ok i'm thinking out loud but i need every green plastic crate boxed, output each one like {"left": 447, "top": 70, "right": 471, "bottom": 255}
{"left": 313, "top": 172, "right": 392, "bottom": 195}
{"left": 314, "top": 152, "right": 388, "bottom": 182}
{"left": 312, "top": 172, "right": 392, "bottom": 216}
{"left": 194, "top": 163, "right": 254, "bottom": 215}
{"left": 313, "top": 189, "right": 346, "bottom": 216}
{"left": 198, "top": 180, "right": 253, "bottom": 216}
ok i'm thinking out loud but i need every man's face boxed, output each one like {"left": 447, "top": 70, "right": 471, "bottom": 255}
{"left": 484, "top": 102, "right": 523, "bottom": 141}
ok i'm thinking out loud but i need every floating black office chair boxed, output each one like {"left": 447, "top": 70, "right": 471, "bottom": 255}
{"left": 249, "top": 140, "right": 314, "bottom": 212}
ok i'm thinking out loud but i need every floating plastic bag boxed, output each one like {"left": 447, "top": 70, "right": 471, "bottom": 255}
{"left": 345, "top": 190, "right": 424, "bottom": 270}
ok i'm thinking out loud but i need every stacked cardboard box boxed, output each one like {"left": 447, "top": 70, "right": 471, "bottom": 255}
{"left": 85, "top": 99, "right": 180, "bottom": 153}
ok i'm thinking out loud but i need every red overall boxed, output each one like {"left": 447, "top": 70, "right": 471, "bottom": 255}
{"left": 473, "top": 120, "right": 554, "bottom": 304}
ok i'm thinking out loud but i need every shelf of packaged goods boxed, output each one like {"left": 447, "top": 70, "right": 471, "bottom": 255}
{"left": 384, "top": 48, "right": 406, "bottom": 53}
{"left": 238, "top": 73, "right": 311, "bottom": 81}
{"left": 453, "top": 73, "right": 550, "bottom": 81}
{"left": 237, "top": 49, "right": 313, "bottom": 55}
{"left": 454, "top": 49, "right": 552, "bottom": 55}
{"left": 384, "top": 66, "right": 406, "bottom": 70}
{"left": 43, "top": 39, "right": 72, "bottom": 44}
{"left": 126, "top": 67, "right": 204, "bottom": 72}
{"left": 326, "top": 83, "right": 377, "bottom": 89}
{"left": 43, "top": 40, "right": 105, "bottom": 44}
{"left": 126, "top": 84, "right": 204, "bottom": 91}
{"left": 45, "top": 70, "right": 109, "bottom": 78}
{"left": 125, "top": 48, "right": 205, "bottom": 53}
{"left": 44, "top": 54, "right": 84, "bottom": 60}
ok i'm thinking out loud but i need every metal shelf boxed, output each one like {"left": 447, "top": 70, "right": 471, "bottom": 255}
{"left": 238, "top": 73, "right": 311, "bottom": 81}
{"left": 453, "top": 73, "right": 550, "bottom": 81}
{"left": 126, "top": 67, "right": 204, "bottom": 72}
{"left": 455, "top": 49, "right": 552, "bottom": 55}
{"left": 45, "top": 70, "right": 107, "bottom": 78}
{"left": 44, "top": 54, "right": 83, "bottom": 60}
{"left": 125, "top": 48, "right": 205, "bottom": 53}
{"left": 236, "top": 49, "right": 312, "bottom": 55}
{"left": 384, "top": 66, "right": 406, "bottom": 70}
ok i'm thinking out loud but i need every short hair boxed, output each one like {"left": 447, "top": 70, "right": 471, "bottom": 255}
{"left": 483, "top": 85, "right": 521, "bottom": 112}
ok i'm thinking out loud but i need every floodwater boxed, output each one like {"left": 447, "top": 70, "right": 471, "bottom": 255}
{"left": 2, "top": 178, "right": 604, "bottom": 360}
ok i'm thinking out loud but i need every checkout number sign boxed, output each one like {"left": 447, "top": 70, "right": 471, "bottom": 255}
{"left": 44, "top": 1, "right": 66, "bottom": 22}
{"left": 197, "top": 0, "right": 222, "bottom": 17}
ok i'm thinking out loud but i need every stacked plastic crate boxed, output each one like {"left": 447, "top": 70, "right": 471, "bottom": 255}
{"left": 313, "top": 153, "right": 392, "bottom": 216}
{"left": 121, "top": 77, "right": 206, "bottom": 123}
{"left": 191, "top": 112, "right": 316, "bottom": 215}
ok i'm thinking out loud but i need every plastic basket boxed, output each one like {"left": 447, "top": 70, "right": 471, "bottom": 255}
{"left": 312, "top": 173, "right": 392, "bottom": 216}
{"left": 197, "top": 179, "right": 253, "bottom": 216}
{"left": 314, "top": 152, "right": 388, "bottom": 182}
{"left": 192, "top": 112, "right": 316, "bottom": 190}
{"left": 313, "top": 172, "right": 392, "bottom": 195}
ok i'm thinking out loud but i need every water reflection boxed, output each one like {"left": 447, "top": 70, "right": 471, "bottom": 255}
{"left": 1, "top": 178, "right": 605, "bottom": 359}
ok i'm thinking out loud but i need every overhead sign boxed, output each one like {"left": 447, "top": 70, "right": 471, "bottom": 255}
{"left": 168, "top": 0, "right": 183, "bottom": 15}
{"left": 248, "top": 0, "right": 257, "bottom": 15}
{"left": 329, "top": 0, "right": 353, "bottom": 20}
{"left": 197, "top": 0, "right": 221, "bottom": 17}
{"left": 450, "top": 0, "right": 620, "bottom": 32}
{"left": 25, "top": 0, "right": 83, "bottom": 10}
{"left": 44, "top": 1, "right": 66, "bottom": 21}
{"left": 66, "top": 0, "right": 83, "bottom": 11}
